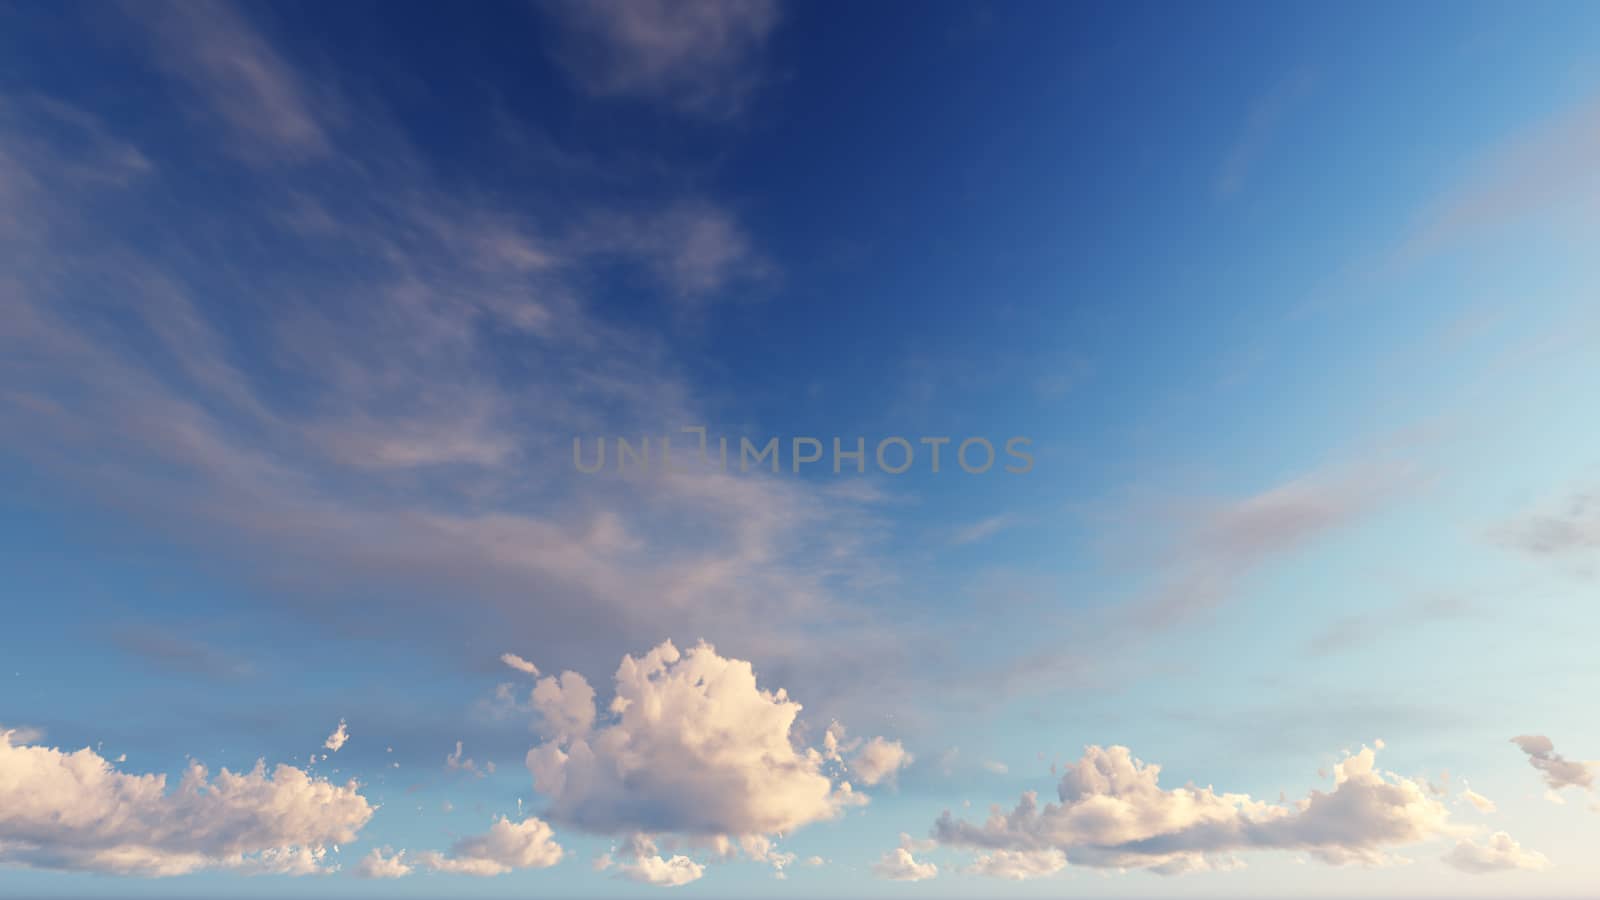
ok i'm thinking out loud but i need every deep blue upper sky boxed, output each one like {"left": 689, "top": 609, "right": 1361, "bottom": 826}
{"left": 2, "top": 1, "right": 1599, "bottom": 897}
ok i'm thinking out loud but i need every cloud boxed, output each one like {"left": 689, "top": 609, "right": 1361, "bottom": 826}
{"left": 531, "top": 670, "right": 598, "bottom": 741}
{"left": 445, "top": 741, "right": 493, "bottom": 777}
{"left": 125, "top": 0, "right": 332, "bottom": 161}
{"left": 933, "top": 741, "right": 1513, "bottom": 875}
{"left": 572, "top": 203, "right": 768, "bottom": 302}
{"left": 1399, "top": 94, "right": 1600, "bottom": 260}
{"left": 850, "top": 737, "right": 913, "bottom": 787}
{"left": 967, "top": 848, "right": 1067, "bottom": 880}
{"left": 104, "top": 625, "right": 254, "bottom": 679}
{"left": 540, "top": 0, "right": 781, "bottom": 117}
{"left": 1510, "top": 734, "right": 1596, "bottom": 793}
{"left": 1441, "top": 832, "right": 1549, "bottom": 873}
{"left": 600, "top": 834, "right": 705, "bottom": 886}
{"left": 950, "top": 515, "right": 1015, "bottom": 546}
{"left": 524, "top": 640, "right": 883, "bottom": 847}
{"left": 324, "top": 719, "right": 349, "bottom": 753}
{"left": 0, "top": 724, "right": 45, "bottom": 744}
{"left": 501, "top": 652, "right": 541, "bottom": 675}
{"left": 1461, "top": 786, "right": 1497, "bottom": 813}
{"left": 0, "top": 68, "right": 900, "bottom": 729}
{"left": 982, "top": 760, "right": 1009, "bottom": 775}
{"left": 0, "top": 730, "right": 371, "bottom": 875}
{"left": 1496, "top": 488, "right": 1600, "bottom": 576}
{"left": 872, "top": 834, "right": 938, "bottom": 881}
{"left": 413, "top": 816, "right": 564, "bottom": 876}
{"left": 1305, "top": 593, "right": 1476, "bottom": 657}
{"left": 1215, "top": 68, "right": 1317, "bottom": 198}
{"left": 355, "top": 848, "right": 413, "bottom": 879}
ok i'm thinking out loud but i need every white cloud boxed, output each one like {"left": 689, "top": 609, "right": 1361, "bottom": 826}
{"left": 323, "top": 719, "right": 349, "bottom": 753}
{"left": 525, "top": 640, "right": 879, "bottom": 844}
{"left": 982, "top": 759, "right": 1009, "bottom": 775}
{"left": 501, "top": 652, "right": 541, "bottom": 675}
{"left": 850, "top": 736, "right": 913, "bottom": 787}
{"left": 968, "top": 848, "right": 1067, "bottom": 880}
{"left": 618, "top": 851, "right": 704, "bottom": 886}
{"left": 0, "top": 731, "right": 371, "bottom": 875}
{"left": 872, "top": 835, "right": 938, "bottom": 881}
{"left": 1461, "top": 785, "right": 1497, "bottom": 813}
{"left": 531, "top": 670, "right": 598, "bottom": 740}
{"left": 1441, "top": 832, "right": 1549, "bottom": 873}
{"left": 355, "top": 847, "right": 413, "bottom": 879}
{"left": 934, "top": 742, "right": 1504, "bottom": 875}
{"left": 603, "top": 835, "right": 705, "bottom": 887}
{"left": 414, "top": 816, "right": 564, "bottom": 876}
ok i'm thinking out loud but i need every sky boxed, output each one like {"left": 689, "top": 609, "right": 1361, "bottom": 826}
{"left": 2, "top": 0, "right": 1599, "bottom": 897}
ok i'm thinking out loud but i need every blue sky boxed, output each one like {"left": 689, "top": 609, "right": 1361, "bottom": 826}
{"left": 2, "top": 0, "right": 1599, "bottom": 896}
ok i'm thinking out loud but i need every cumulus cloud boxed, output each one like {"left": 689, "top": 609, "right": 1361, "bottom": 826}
{"left": 968, "top": 848, "right": 1067, "bottom": 880}
{"left": 1441, "top": 832, "right": 1549, "bottom": 873}
{"left": 599, "top": 834, "right": 705, "bottom": 886}
{"left": 541, "top": 0, "right": 781, "bottom": 117}
{"left": 355, "top": 848, "right": 413, "bottom": 878}
{"left": 414, "top": 816, "right": 564, "bottom": 876}
{"left": 525, "top": 640, "right": 880, "bottom": 844}
{"left": 323, "top": 719, "right": 349, "bottom": 753}
{"left": 531, "top": 670, "right": 598, "bottom": 740}
{"left": 933, "top": 742, "right": 1525, "bottom": 875}
{"left": 850, "top": 736, "right": 913, "bottom": 786}
{"left": 501, "top": 652, "right": 541, "bottom": 675}
{"left": 1511, "top": 734, "right": 1595, "bottom": 794}
{"left": 0, "top": 731, "right": 371, "bottom": 875}
{"left": 872, "top": 834, "right": 938, "bottom": 881}
{"left": 821, "top": 724, "right": 911, "bottom": 787}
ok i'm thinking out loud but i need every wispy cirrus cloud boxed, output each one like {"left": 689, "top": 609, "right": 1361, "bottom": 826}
{"left": 0, "top": 0, "right": 901, "bottom": 722}
{"left": 539, "top": 0, "right": 782, "bottom": 118}
{"left": 123, "top": 0, "right": 333, "bottom": 161}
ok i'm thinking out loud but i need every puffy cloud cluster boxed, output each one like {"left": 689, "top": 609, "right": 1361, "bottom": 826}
{"left": 413, "top": 817, "right": 564, "bottom": 876}
{"left": 524, "top": 640, "right": 872, "bottom": 837}
{"left": 823, "top": 723, "right": 913, "bottom": 786}
{"left": 519, "top": 640, "right": 900, "bottom": 883}
{"left": 356, "top": 848, "right": 413, "bottom": 879}
{"left": 1511, "top": 735, "right": 1595, "bottom": 797}
{"left": 872, "top": 834, "right": 938, "bottom": 881}
{"left": 0, "top": 729, "right": 371, "bottom": 876}
{"left": 356, "top": 818, "right": 564, "bottom": 879}
{"left": 933, "top": 741, "right": 1530, "bottom": 876}
{"left": 596, "top": 834, "right": 706, "bottom": 886}
{"left": 968, "top": 847, "right": 1068, "bottom": 880}
{"left": 1441, "top": 832, "right": 1549, "bottom": 873}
